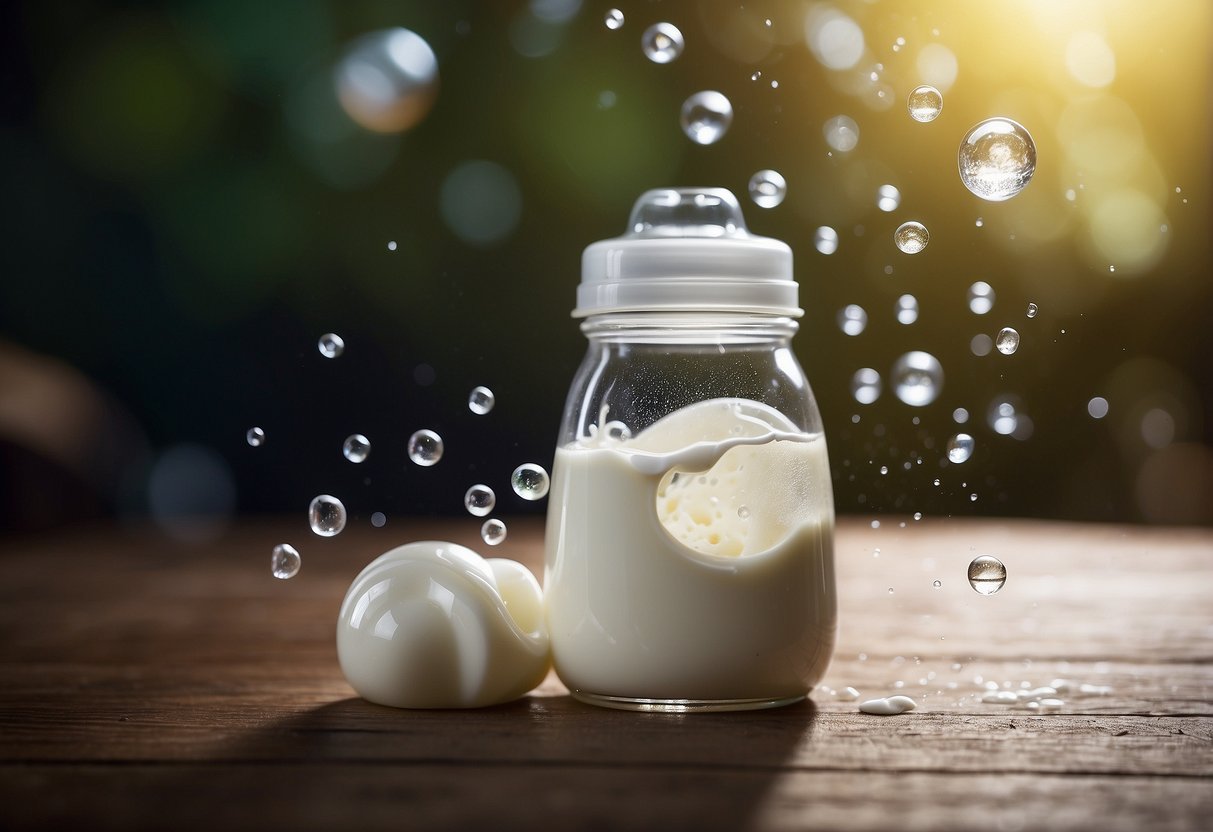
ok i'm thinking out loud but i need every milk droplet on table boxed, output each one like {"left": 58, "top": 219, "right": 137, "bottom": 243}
{"left": 859, "top": 695, "right": 917, "bottom": 715}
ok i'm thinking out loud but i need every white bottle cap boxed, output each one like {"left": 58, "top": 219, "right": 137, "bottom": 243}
{"left": 575, "top": 188, "right": 800, "bottom": 318}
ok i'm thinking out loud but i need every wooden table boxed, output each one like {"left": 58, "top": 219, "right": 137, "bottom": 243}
{"left": 1, "top": 517, "right": 1210, "bottom": 830}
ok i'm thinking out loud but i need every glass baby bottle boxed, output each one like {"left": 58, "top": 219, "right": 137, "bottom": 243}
{"left": 544, "top": 188, "right": 836, "bottom": 712}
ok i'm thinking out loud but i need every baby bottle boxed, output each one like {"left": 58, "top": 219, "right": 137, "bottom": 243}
{"left": 544, "top": 188, "right": 836, "bottom": 712}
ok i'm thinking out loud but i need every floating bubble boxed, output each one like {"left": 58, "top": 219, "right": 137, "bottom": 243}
{"left": 947, "top": 433, "right": 974, "bottom": 464}
{"left": 440, "top": 160, "right": 522, "bottom": 246}
{"left": 851, "top": 368, "right": 882, "bottom": 405}
{"left": 246, "top": 427, "right": 265, "bottom": 447}
{"left": 342, "top": 434, "right": 371, "bottom": 463}
{"left": 988, "top": 400, "right": 1019, "bottom": 435}
{"left": 958, "top": 118, "right": 1037, "bottom": 201}
{"left": 407, "top": 429, "right": 444, "bottom": 466}
{"left": 511, "top": 463, "right": 550, "bottom": 500}
{"left": 464, "top": 484, "right": 496, "bottom": 517}
{"left": 1087, "top": 396, "right": 1109, "bottom": 419}
{"left": 837, "top": 304, "right": 868, "bottom": 336}
{"left": 604, "top": 8, "right": 624, "bottom": 30}
{"left": 737, "top": 505, "right": 751, "bottom": 520}
{"left": 894, "top": 222, "right": 929, "bottom": 254}
{"left": 642, "top": 22, "right": 684, "bottom": 64}
{"left": 271, "top": 544, "right": 301, "bottom": 579}
{"left": 468, "top": 386, "right": 495, "bottom": 415}
{"left": 907, "top": 85, "right": 943, "bottom": 122}
{"left": 370, "top": 511, "right": 387, "bottom": 528}
{"left": 895, "top": 294, "right": 919, "bottom": 325}
{"left": 334, "top": 28, "right": 439, "bottom": 134}
{"left": 748, "top": 170, "right": 787, "bottom": 208}
{"left": 814, "top": 226, "right": 840, "bottom": 255}
{"left": 807, "top": 7, "right": 865, "bottom": 70}
{"left": 309, "top": 495, "right": 347, "bottom": 537}
{"left": 877, "top": 184, "right": 901, "bottom": 212}
{"left": 823, "top": 115, "right": 859, "bottom": 152}
{"left": 968, "top": 281, "right": 995, "bottom": 315}
{"left": 680, "top": 91, "right": 733, "bottom": 145}
{"left": 996, "top": 327, "right": 1020, "bottom": 355}
{"left": 1026, "top": 302, "right": 1039, "bottom": 318}
{"left": 933, "top": 580, "right": 942, "bottom": 588}
{"left": 970, "top": 334, "right": 993, "bottom": 357}
{"left": 387, "top": 241, "right": 397, "bottom": 251}
{"left": 953, "top": 407, "right": 969, "bottom": 424}
{"left": 481, "top": 518, "right": 508, "bottom": 546}
{"left": 968, "top": 555, "right": 1007, "bottom": 595}
{"left": 975, "top": 217, "right": 984, "bottom": 227}
{"left": 892, "top": 351, "right": 944, "bottom": 407}
{"left": 318, "top": 333, "right": 345, "bottom": 358}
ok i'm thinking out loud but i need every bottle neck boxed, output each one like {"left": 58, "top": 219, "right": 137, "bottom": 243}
{"left": 579, "top": 311, "right": 799, "bottom": 345}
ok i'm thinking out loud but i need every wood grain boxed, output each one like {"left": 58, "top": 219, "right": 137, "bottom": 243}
{"left": 1, "top": 517, "right": 1210, "bottom": 830}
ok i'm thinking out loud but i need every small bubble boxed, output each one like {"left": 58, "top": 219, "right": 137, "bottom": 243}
{"left": 933, "top": 580, "right": 942, "bottom": 588}
{"left": 989, "top": 399, "right": 1019, "bottom": 435}
{"left": 947, "top": 433, "right": 974, "bottom": 464}
{"left": 271, "top": 544, "right": 301, "bottom": 579}
{"left": 511, "top": 463, "right": 550, "bottom": 500}
{"left": 913, "top": 512, "right": 923, "bottom": 520}
{"left": 871, "top": 520, "right": 881, "bottom": 529}
{"left": 880, "top": 465, "right": 889, "bottom": 475}
{"left": 387, "top": 241, "right": 397, "bottom": 251}
{"left": 1087, "top": 396, "right": 1109, "bottom": 419}
{"left": 877, "top": 184, "right": 901, "bottom": 212}
{"left": 894, "top": 221, "right": 929, "bottom": 254}
{"left": 370, "top": 511, "right": 387, "bottom": 528}
{"left": 895, "top": 294, "right": 918, "bottom": 325}
{"left": 1026, "top": 302, "right": 1039, "bottom": 318}
{"left": 933, "top": 478, "right": 941, "bottom": 486}
{"left": 814, "top": 226, "right": 840, "bottom": 255}
{"left": 597, "top": 90, "right": 616, "bottom": 109}
{"left": 958, "top": 118, "right": 1037, "bottom": 201}
{"left": 749, "top": 170, "right": 787, "bottom": 208}
{"left": 995, "top": 327, "right": 1020, "bottom": 355}
{"left": 308, "top": 495, "right": 347, "bottom": 537}
{"left": 907, "top": 85, "right": 943, "bottom": 122}
{"left": 838, "top": 304, "right": 868, "bottom": 336}
{"left": 851, "top": 368, "right": 882, "bottom": 405}
{"left": 975, "top": 217, "right": 984, "bottom": 227}
{"left": 823, "top": 115, "right": 860, "bottom": 152}
{"left": 751, "top": 70, "right": 762, "bottom": 82}
{"left": 888, "top": 587, "right": 894, "bottom": 595}
{"left": 642, "top": 22, "right": 684, "bottom": 63}
{"left": 407, "top": 429, "right": 444, "bottom": 466}
{"left": 737, "top": 505, "right": 751, "bottom": 520}
{"left": 970, "top": 334, "right": 993, "bottom": 357}
{"left": 246, "top": 427, "right": 265, "bottom": 447}
{"left": 892, "top": 351, "right": 944, "bottom": 407}
{"left": 464, "top": 484, "right": 496, "bottom": 517}
{"left": 680, "top": 91, "right": 733, "bottom": 145}
{"left": 968, "top": 281, "right": 995, "bottom": 315}
{"left": 468, "top": 385, "right": 495, "bottom": 415}
{"left": 481, "top": 518, "right": 508, "bottom": 546}
{"left": 318, "top": 333, "right": 345, "bottom": 358}
{"left": 342, "top": 434, "right": 371, "bottom": 463}
{"left": 604, "top": 8, "right": 624, "bottom": 30}
{"left": 953, "top": 407, "right": 969, "bottom": 424}
{"left": 968, "top": 555, "right": 1007, "bottom": 594}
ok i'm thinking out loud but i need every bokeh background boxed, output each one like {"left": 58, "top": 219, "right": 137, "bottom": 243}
{"left": 2, "top": 0, "right": 1210, "bottom": 539}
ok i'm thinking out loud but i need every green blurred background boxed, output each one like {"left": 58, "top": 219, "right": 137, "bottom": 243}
{"left": 1, "top": 0, "right": 1210, "bottom": 537}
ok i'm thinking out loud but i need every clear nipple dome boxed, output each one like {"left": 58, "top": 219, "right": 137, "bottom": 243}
{"left": 575, "top": 188, "right": 800, "bottom": 318}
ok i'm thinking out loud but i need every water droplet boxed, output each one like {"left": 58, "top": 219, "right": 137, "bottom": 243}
{"left": 737, "top": 505, "right": 751, "bottom": 520}
{"left": 511, "top": 463, "right": 550, "bottom": 500}
{"left": 318, "top": 333, "right": 345, "bottom": 358}
{"left": 958, "top": 118, "right": 1037, "bottom": 201}
{"left": 888, "top": 587, "right": 895, "bottom": 595}
{"left": 879, "top": 465, "right": 889, "bottom": 475}
{"left": 914, "top": 512, "right": 923, "bottom": 521}
{"left": 642, "top": 22, "right": 684, "bottom": 64}
{"left": 481, "top": 518, "right": 508, "bottom": 546}
{"left": 680, "top": 91, "right": 733, "bottom": 145}
{"left": 370, "top": 511, "right": 387, "bottom": 528}
{"left": 464, "top": 484, "right": 496, "bottom": 517}
{"left": 271, "top": 544, "right": 301, "bottom": 579}
{"left": 387, "top": 241, "right": 397, "bottom": 251}
{"left": 968, "top": 555, "right": 1007, "bottom": 595}
{"left": 823, "top": 115, "right": 859, "bottom": 152}
{"left": 838, "top": 304, "right": 868, "bottom": 336}
{"left": 335, "top": 29, "right": 439, "bottom": 134}
{"left": 988, "top": 399, "right": 1019, "bottom": 435}
{"left": 953, "top": 407, "right": 969, "bottom": 424}
{"left": 947, "top": 433, "right": 974, "bottom": 464}
{"left": 751, "top": 70, "right": 762, "bottom": 82}
{"left": 894, "top": 221, "right": 929, "bottom": 254}
{"left": 468, "top": 385, "right": 495, "bottom": 415}
{"left": 407, "top": 429, "right": 444, "bottom": 466}
{"left": 892, "top": 351, "right": 944, "bottom": 407}
{"left": 1087, "top": 396, "right": 1109, "bottom": 419}
{"left": 814, "top": 226, "right": 840, "bottom": 255}
{"left": 342, "top": 434, "right": 371, "bottom": 463}
{"left": 246, "top": 427, "right": 266, "bottom": 447}
{"left": 968, "top": 281, "right": 995, "bottom": 315}
{"left": 604, "top": 421, "right": 631, "bottom": 442}
{"left": 895, "top": 294, "right": 919, "bottom": 325}
{"left": 995, "top": 327, "right": 1020, "bottom": 355}
{"left": 933, "top": 580, "right": 942, "bottom": 588}
{"left": 907, "top": 85, "right": 943, "bottom": 122}
{"left": 851, "top": 368, "right": 882, "bottom": 405}
{"left": 975, "top": 217, "right": 984, "bottom": 227}
{"left": 308, "top": 495, "right": 347, "bottom": 537}
{"left": 876, "top": 184, "right": 901, "bottom": 212}
{"left": 604, "top": 8, "right": 624, "bottom": 30}
{"left": 748, "top": 170, "right": 787, "bottom": 208}
{"left": 933, "top": 478, "right": 941, "bottom": 487}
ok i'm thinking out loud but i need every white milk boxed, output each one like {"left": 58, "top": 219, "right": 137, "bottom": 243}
{"left": 545, "top": 398, "right": 836, "bottom": 704}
